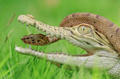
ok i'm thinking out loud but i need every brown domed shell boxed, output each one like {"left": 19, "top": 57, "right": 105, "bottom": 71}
{"left": 60, "top": 13, "right": 120, "bottom": 53}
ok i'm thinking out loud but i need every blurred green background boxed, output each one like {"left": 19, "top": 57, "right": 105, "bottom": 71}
{"left": 0, "top": 0, "right": 120, "bottom": 79}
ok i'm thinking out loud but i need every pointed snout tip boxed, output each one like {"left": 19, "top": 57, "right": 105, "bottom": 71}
{"left": 15, "top": 46, "right": 21, "bottom": 52}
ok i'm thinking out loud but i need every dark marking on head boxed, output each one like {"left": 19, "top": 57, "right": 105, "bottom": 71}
{"left": 93, "top": 21, "right": 96, "bottom": 24}
{"left": 65, "top": 16, "right": 69, "bottom": 19}
{"left": 85, "top": 41, "right": 91, "bottom": 45}
{"left": 98, "top": 42, "right": 103, "bottom": 46}
{"left": 109, "top": 23, "right": 114, "bottom": 27}
{"left": 96, "top": 15, "right": 100, "bottom": 19}
{"left": 110, "top": 35, "right": 113, "bottom": 38}
{"left": 116, "top": 28, "right": 120, "bottom": 33}
{"left": 95, "top": 31, "right": 102, "bottom": 39}
{"left": 69, "top": 30, "right": 74, "bottom": 34}
{"left": 72, "top": 14, "right": 76, "bottom": 17}
{"left": 86, "top": 13, "right": 90, "bottom": 16}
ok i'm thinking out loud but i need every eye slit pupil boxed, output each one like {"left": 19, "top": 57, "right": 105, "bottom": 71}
{"left": 81, "top": 26, "right": 86, "bottom": 31}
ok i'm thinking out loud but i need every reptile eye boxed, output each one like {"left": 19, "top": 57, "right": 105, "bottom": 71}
{"left": 81, "top": 26, "right": 86, "bottom": 31}
{"left": 78, "top": 26, "right": 91, "bottom": 34}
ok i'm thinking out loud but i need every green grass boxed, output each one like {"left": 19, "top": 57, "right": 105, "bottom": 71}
{"left": 0, "top": 0, "right": 120, "bottom": 79}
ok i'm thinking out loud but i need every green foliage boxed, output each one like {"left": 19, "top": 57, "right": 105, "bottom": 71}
{"left": 0, "top": 0, "right": 120, "bottom": 79}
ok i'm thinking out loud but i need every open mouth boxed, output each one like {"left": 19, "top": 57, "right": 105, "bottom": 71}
{"left": 18, "top": 14, "right": 116, "bottom": 55}
{"left": 15, "top": 13, "right": 120, "bottom": 78}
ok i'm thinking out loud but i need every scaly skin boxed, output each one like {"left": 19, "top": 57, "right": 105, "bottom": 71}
{"left": 60, "top": 13, "right": 120, "bottom": 53}
{"left": 21, "top": 34, "right": 59, "bottom": 45}
{"left": 16, "top": 13, "right": 120, "bottom": 78}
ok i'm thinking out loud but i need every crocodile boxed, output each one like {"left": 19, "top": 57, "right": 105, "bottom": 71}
{"left": 15, "top": 13, "right": 120, "bottom": 78}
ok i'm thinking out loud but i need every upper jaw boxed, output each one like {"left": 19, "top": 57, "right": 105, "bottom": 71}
{"left": 18, "top": 14, "right": 72, "bottom": 38}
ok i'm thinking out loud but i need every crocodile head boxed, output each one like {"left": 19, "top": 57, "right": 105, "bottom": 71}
{"left": 16, "top": 14, "right": 120, "bottom": 78}
{"left": 18, "top": 14, "right": 116, "bottom": 54}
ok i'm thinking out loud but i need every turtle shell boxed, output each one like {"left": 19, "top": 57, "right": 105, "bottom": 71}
{"left": 59, "top": 13, "right": 120, "bottom": 53}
